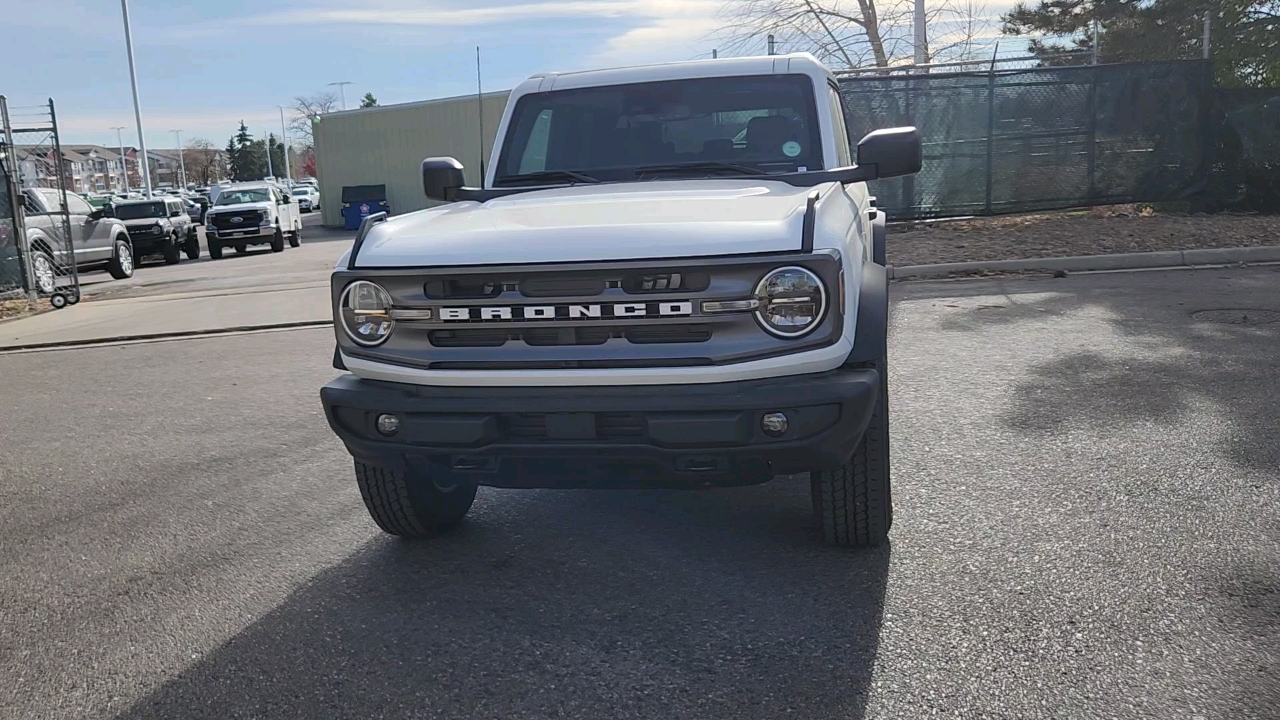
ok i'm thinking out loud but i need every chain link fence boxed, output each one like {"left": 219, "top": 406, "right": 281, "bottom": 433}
{"left": 836, "top": 59, "right": 1266, "bottom": 220}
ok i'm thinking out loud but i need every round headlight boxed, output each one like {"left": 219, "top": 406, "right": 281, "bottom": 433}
{"left": 340, "top": 280, "right": 394, "bottom": 346}
{"left": 754, "top": 266, "right": 826, "bottom": 338}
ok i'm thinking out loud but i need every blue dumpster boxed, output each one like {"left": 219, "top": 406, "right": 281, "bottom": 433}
{"left": 341, "top": 185, "right": 389, "bottom": 230}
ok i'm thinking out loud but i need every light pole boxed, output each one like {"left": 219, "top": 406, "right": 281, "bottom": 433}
{"left": 913, "top": 0, "right": 928, "bottom": 65}
{"left": 171, "top": 129, "right": 186, "bottom": 190}
{"left": 327, "top": 81, "right": 352, "bottom": 110}
{"left": 118, "top": 0, "right": 152, "bottom": 198}
{"left": 261, "top": 127, "right": 274, "bottom": 180}
{"left": 109, "top": 126, "right": 129, "bottom": 193}
{"left": 278, "top": 106, "right": 292, "bottom": 182}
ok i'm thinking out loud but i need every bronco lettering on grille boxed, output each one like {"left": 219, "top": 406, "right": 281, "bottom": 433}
{"left": 439, "top": 301, "right": 694, "bottom": 323}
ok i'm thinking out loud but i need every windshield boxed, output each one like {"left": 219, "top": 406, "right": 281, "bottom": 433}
{"left": 215, "top": 189, "right": 271, "bottom": 205}
{"left": 494, "top": 74, "right": 823, "bottom": 185}
{"left": 292, "top": 188, "right": 310, "bottom": 195}
{"left": 113, "top": 201, "right": 166, "bottom": 220}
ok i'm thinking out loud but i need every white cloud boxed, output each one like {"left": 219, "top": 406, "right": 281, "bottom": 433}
{"left": 244, "top": 1, "right": 643, "bottom": 27}
{"left": 587, "top": 0, "right": 724, "bottom": 66}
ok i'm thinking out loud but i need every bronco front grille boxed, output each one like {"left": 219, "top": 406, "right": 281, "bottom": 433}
{"left": 334, "top": 253, "right": 843, "bottom": 369}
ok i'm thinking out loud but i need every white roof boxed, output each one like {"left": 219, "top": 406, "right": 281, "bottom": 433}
{"left": 530, "top": 53, "right": 836, "bottom": 92}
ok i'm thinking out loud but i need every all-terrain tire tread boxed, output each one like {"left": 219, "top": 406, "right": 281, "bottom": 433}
{"left": 354, "top": 461, "right": 427, "bottom": 537}
{"left": 811, "top": 361, "right": 891, "bottom": 547}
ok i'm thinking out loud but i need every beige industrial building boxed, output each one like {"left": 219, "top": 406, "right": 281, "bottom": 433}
{"left": 314, "top": 90, "right": 511, "bottom": 228}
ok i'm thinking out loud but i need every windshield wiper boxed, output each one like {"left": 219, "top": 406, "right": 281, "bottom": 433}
{"left": 634, "top": 161, "right": 764, "bottom": 179}
{"left": 494, "top": 169, "right": 601, "bottom": 187}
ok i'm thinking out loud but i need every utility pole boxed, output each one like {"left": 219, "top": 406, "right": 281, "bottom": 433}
{"left": 263, "top": 128, "right": 274, "bottom": 180}
{"left": 109, "top": 126, "right": 129, "bottom": 193}
{"left": 913, "top": 0, "right": 928, "bottom": 65}
{"left": 278, "top": 106, "right": 292, "bottom": 182}
{"left": 171, "top": 129, "right": 186, "bottom": 189}
{"left": 327, "top": 81, "right": 352, "bottom": 110}
{"left": 767, "top": 34, "right": 775, "bottom": 55}
{"left": 1091, "top": 18, "right": 1100, "bottom": 64}
{"left": 119, "top": 0, "right": 152, "bottom": 198}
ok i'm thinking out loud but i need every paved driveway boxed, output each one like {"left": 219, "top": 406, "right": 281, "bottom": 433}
{"left": 1, "top": 265, "right": 1276, "bottom": 719}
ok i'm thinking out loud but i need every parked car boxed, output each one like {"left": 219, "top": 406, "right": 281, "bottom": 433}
{"left": 21, "top": 188, "right": 134, "bottom": 295}
{"left": 291, "top": 186, "right": 319, "bottom": 212}
{"left": 112, "top": 197, "right": 199, "bottom": 264}
{"left": 203, "top": 182, "right": 302, "bottom": 258}
{"left": 186, "top": 195, "right": 209, "bottom": 223}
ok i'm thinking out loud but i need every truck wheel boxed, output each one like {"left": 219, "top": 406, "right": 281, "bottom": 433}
{"left": 354, "top": 460, "right": 477, "bottom": 537}
{"left": 106, "top": 239, "right": 134, "bottom": 279}
{"left": 811, "top": 360, "right": 892, "bottom": 547}
{"left": 162, "top": 234, "right": 182, "bottom": 265}
{"left": 31, "top": 249, "right": 58, "bottom": 294}
{"left": 270, "top": 229, "right": 285, "bottom": 253}
{"left": 288, "top": 228, "right": 301, "bottom": 247}
{"left": 208, "top": 239, "right": 223, "bottom": 259}
{"left": 184, "top": 229, "right": 200, "bottom": 260}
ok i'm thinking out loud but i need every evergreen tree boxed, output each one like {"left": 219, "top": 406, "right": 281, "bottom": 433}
{"left": 226, "top": 122, "right": 267, "bottom": 181}
{"left": 360, "top": 92, "right": 378, "bottom": 108}
{"left": 1002, "top": 0, "right": 1279, "bottom": 87}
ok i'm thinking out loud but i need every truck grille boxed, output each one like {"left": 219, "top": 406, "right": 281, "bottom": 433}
{"left": 335, "top": 254, "right": 843, "bottom": 370}
{"left": 209, "top": 211, "right": 262, "bottom": 230}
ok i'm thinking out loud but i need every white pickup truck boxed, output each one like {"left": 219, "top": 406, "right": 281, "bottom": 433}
{"left": 320, "top": 53, "right": 920, "bottom": 547}
{"left": 203, "top": 182, "right": 301, "bottom": 258}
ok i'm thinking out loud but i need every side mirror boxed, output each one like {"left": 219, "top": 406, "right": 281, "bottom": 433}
{"left": 422, "top": 157, "right": 465, "bottom": 202}
{"left": 89, "top": 208, "right": 107, "bottom": 220}
{"left": 855, "top": 127, "right": 922, "bottom": 180}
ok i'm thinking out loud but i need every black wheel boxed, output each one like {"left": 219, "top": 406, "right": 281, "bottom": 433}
{"left": 354, "top": 460, "right": 477, "bottom": 537}
{"left": 30, "top": 248, "right": 58, "bottom": 294}
{"left": 234, "top": 243, "right": 248, "bottom": 254}
{"left": 288, "top": 227, "right": 300, "bottom": 247}
{"left": 811, "top": 360, "right": 892, "bottom": 547}
{"left": 208, "top": 239, "right": 223, "bottom": 259}
{"left": 66, "top": 289, "right": 80, "bottom": 305}
{"left": 184, "top": 229, "right": 200, "bottom": 260}
{"left": 49, "top": 292, "right": 67, "bottom": 309}
{"left": 162, "top": 234, "right": 181, "bottom": 265}
{"left": 106, "top": 238, "right": 135, "bottom": 278}
{"left": 270, "top": 229, "right": 285, "bottom": 253}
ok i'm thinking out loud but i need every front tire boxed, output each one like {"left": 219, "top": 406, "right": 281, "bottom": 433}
{"left": 354, "top": 460, "right": 477, "bottom": 537}
{"left": 270, "top": 228, "right": 284, "bottom": 253}
{"left": 162, "top": 234, "right": 181, "bottom": 265}
{"left": 184, "top": 229, "right": 200, "bottom": 260}
{"left": 288, "top": 227, "right": 301, "bottom": 247}
{"left": 208, "top": 238, "right": 223, "bottom": 259}
{"left": 106, "top": 238, "right": 134, "bottom": 279}
{"left": 811, "top": 361, "right": 892, "bottom": 547}
{"left": 31, "top": 249, "right": 58, "bottom": 294}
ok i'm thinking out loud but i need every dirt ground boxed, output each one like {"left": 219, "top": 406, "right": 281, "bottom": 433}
{"left": 0, "top": 298, "right": 47, "bottom": 323}
{"left": 887, "top": 207, "right": 1280, "bottom": 266}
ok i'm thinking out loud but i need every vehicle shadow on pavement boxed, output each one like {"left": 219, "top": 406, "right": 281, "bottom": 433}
{"left": 899, "top": 267, "right": 1280, "bottom": 716}
{"left": 113, "top": 477, "right": 891, "bottom": 720}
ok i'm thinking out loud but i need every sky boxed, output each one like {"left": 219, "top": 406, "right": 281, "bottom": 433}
{"left": 5, "top": 0, "right": 1016, "bottom": 150}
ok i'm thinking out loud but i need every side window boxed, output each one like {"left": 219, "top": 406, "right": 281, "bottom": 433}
{"left": 828, "top": 85, "right": 852, "bottom": 167}
{"left": 65, "top": 193, "right": 93, "bottom": 216}
{"left": 518, "top": 109, "right": 554, "bottom": 174}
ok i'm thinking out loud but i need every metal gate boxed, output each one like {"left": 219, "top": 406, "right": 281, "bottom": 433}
{"left": 0, "top": 96, "right": 80, "bottom": 307}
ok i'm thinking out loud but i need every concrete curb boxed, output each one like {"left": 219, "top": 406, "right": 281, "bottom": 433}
{"left": 889, "top": 245, "right": 1280, "bottom": 280}
{"left": 0, "top": 319, "right": 332, "bottom": 353}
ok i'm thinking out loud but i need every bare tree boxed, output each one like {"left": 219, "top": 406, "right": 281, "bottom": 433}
{"left": 716, "top": 0, "right": 989, "bottom": 69}
{"left": 182, "top": 137, "right": 225, "bottom": 186}
{"left": 289, "top": 91, "right": 340, "bottom": 149}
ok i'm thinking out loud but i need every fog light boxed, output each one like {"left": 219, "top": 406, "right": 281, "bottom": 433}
{"left": 761, "top": 412, "right": 789, "bottom": 437}
{"left": 375, "top": 413, "right": 400, "bottom": 436}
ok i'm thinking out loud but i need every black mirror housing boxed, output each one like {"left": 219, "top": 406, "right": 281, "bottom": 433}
{"left": 422, "top": 157, "right": 466, "bottom": 202}
{"left": 855, "top": 127, "right": 922, "bottom": 180}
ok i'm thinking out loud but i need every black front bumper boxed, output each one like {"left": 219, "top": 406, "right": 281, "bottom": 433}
{"left": 127, "top": 232, "right": 170, "bottom": 255}
{"left": 320, "top": 368, "right": 879, "bottom": 489}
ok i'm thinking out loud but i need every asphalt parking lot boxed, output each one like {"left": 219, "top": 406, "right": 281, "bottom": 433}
{"left": 1, "top": 264, "right": 1277, "bottom": 719}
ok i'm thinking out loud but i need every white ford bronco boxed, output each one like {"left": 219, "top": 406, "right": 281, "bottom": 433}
{"left": 320, "top": 54, "right": 920, "bottom": 547}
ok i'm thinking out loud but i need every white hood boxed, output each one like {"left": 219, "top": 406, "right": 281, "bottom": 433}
{"left": 352, "top": 180, "right": 824, "bottom": 267}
